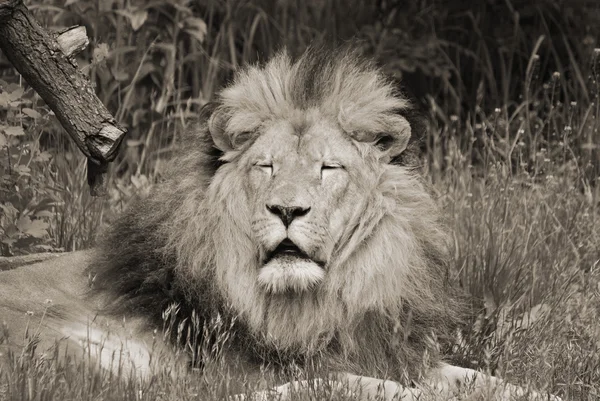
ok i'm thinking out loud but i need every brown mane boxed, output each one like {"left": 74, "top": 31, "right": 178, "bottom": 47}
{"left": 91, "top": 45, "right": 461, "bottom": 384}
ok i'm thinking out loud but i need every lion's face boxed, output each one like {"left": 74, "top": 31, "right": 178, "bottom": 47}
{"left": 241, "top": 116, "right": 364, "bottom": 293}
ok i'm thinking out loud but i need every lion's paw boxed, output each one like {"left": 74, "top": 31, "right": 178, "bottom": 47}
{"left": 229, "top": 377, "right": 422, "bottom": 401}
{"left": 463, "top": 382, "right": 563, "bottom": 401}
{"left": 230, "top": 389, "right": 283, "bottom": 401}
{"left": 229, "top": 380, "right": 315, "bottom": 401}
{"left": 496, "top": 383, "right": 563, "bottom": 401}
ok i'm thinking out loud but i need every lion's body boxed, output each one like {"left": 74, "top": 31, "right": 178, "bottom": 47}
{"left": 0, "top": 47, "right": 560, "bottom": 400}
{"left": 0, "top": 251, "right": 95, "bottom": 354}
{"left": 0, "top": 252, "right": 160, "bottom": 373}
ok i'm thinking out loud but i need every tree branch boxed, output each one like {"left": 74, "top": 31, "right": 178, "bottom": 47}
{"left": 0, "top": 0, "right": 127, "bottom": 196}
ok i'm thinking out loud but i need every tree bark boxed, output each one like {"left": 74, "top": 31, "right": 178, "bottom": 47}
{"left": 54, "top": 26, "right": 89, "bottom": 57}
{"left": 0, "top": 0, "right": 127, "bottom": 196}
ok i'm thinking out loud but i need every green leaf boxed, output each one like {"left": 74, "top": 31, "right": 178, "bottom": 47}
{"left": 8, "top": 87, "right": 24, "bottom": 101}
{"left": 34, "top": 151, "right": 52, "bottom": 162}
{"left": 111, "top": 68, "right": 129, "bottom": 82}
{"left": 116, "top": 10, "right": 148, "bottom": 32}
{"left": 4, "top": 126, "right": 25, "bottom": 137}
{"left": 16, "top": 216, "right": 49, "bottom": 239}
{"left": 129, "top": 10, "right": 148, "bottom": 31}
{"left": 0, "top": 203, "right": 18, "bottom": 220}
{"left": 22, "top": 108, "right": 42, "bottom": 119}
{"left": 0, "top": 92, "right": 9, "bottom": 107}
{"left": 2, "top": 238, "right": 16, "bottom": 246}
{"left": 14, "top": 164, "right": 31, "bottom": 176}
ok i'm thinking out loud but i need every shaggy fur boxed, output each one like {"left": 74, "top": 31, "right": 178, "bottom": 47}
{"left": 93, "top": 46, "right": 460, "bottom": 384}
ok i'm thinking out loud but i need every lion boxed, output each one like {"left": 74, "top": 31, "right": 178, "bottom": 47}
{"left": 0, "top": 46, "right": 560, "bottom": 400}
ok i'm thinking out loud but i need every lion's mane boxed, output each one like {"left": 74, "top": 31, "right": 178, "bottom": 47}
{"left": 93, "top": 46, "right": 460, "bottom": 383}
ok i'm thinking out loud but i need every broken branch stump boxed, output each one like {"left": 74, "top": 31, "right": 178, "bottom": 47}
{"left": 0, "top": 0, "right": 127, "bottom": 196}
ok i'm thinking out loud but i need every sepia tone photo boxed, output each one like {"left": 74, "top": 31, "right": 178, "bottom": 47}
{"left": 0, "top": 1, "right": 598, "bottom": 400}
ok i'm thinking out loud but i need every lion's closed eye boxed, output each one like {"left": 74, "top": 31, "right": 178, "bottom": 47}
{"left": 254, "top": 162, "right": 273, "bottom": 176}
{"left": 321, "top": 162, "right": 344, "bottom": 179}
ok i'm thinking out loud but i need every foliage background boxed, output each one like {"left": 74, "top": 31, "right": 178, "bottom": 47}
{"left": 0, "top": 0, "right": 599, "bottom": 400}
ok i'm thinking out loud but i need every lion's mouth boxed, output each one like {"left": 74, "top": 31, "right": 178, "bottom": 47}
{"left": 259, "top": 238, "right": 325, "bottom": 293}
{"left": 266, "top": 238, "right": 311, "bottom": 262}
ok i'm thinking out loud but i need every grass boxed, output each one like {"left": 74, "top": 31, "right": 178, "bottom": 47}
{"left": 1, "top": 0, "right": 600, "bottom": 399}
{"left": 439, "top": 161, "right": 599, "bottom": 400}
{"left": 424, "top": 50, "right": 600, "bottom": 398}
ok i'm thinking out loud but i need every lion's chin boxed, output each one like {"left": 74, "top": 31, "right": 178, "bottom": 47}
{"left": 257, "top": 256, "right": 324, "bottom": 293}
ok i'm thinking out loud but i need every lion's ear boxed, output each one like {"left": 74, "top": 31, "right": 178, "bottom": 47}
{"left": 202, "top": 102, "right": 234, "bottom": 152}
{"left": 383, "top": 115, "right": 411, "bottom": 158}
{"left": 355, "top": 115, "right": 411, "bottom": 160}
{"left": 204, "top": 103, "right": 256, "bottom": 152}
{"left": 376, "top": 119, "right": 411, "bottom": 158}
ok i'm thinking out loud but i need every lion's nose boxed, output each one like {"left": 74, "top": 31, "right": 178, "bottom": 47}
{"left": 266, "top": 204, "right": 311, "bottom": 227}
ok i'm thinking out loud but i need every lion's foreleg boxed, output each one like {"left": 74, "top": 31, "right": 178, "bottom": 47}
{"left": 423, "top": 363, "right": 562, "bottom": 401}
{"left": 234, "top": 373, "right": 421, "bottom": 401}
{"left": 339, "top": 373, "right": 422, "bottom": 400}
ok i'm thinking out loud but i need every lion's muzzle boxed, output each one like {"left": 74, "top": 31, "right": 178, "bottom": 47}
{"left": 258, "top": 238, "right": 325, "bottom": 293}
